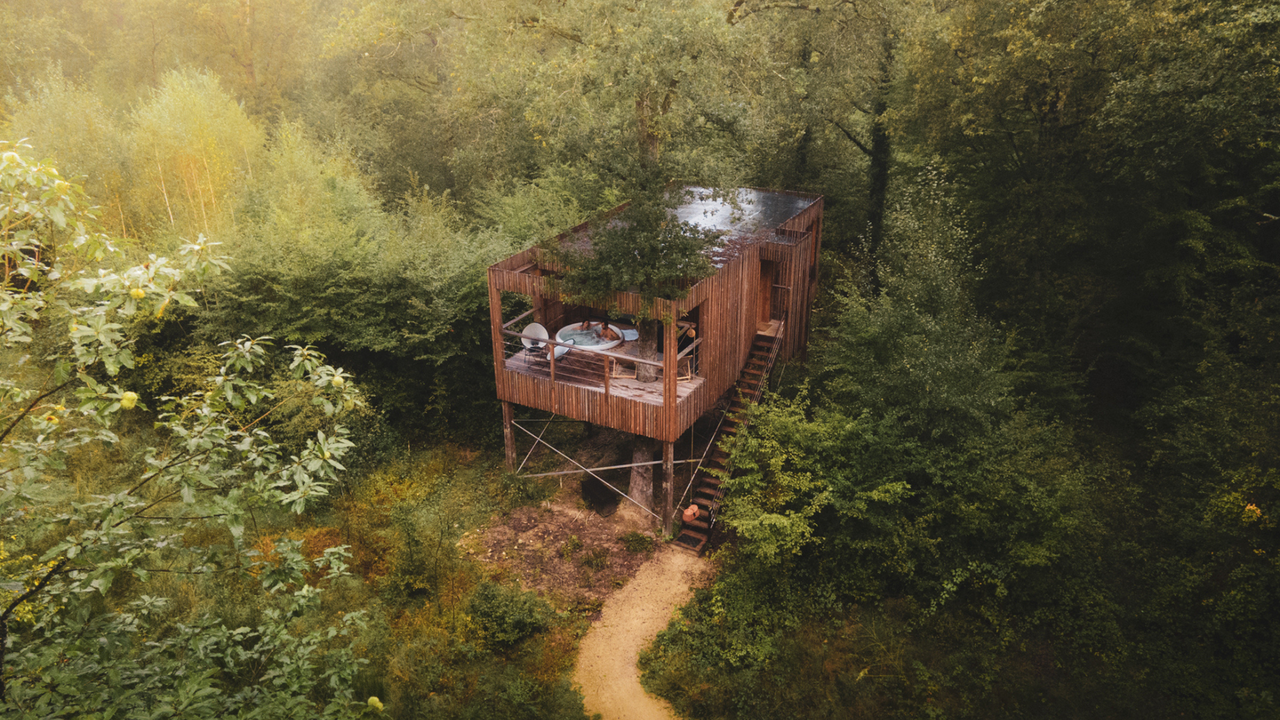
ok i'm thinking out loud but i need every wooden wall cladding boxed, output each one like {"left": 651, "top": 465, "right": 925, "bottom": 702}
{"left": 488, "top": 191, "right": 823, "bottom": 443}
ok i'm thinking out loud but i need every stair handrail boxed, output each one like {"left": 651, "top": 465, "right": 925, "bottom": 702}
{"left": 705, "top": 309, "right": 788, "bottom": 537}
{"left": 671, "top": 392, "right": 733, "bottom": 528}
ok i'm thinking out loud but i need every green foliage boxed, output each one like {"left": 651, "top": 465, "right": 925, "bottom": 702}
{"left": 619, "top": 531, "right": 655, "bottom": 554}
{"left": 549, "top": 186, "right": 720, "bottom": 310}
{"left": 1, "top": 147, "right": 370, "bottom": 716}
{"left": 818, "top": 172, "right": 1011, "bottom": 441}
{"left": 578, "top": 547, "right": 608, "bottom": 571}
{"left": 896, "top": 0, "right": 1280, "bottom": 411}
{"left": 559, "top": 535, "right": 583, "bottom": 561}
{"left": 128, "top": 68, "right": 264, "bottom": 240}
{"left": 471, "top": 166, "right": 616, "bottom": 247}
{"left": 466, "top": 581, "right": 552, "bottom": 650}
{"left": 198, "top": 125, "right": 515, "bottom": 435}
{"left": 3, "top": 67, "right": 129, "bottom": 225}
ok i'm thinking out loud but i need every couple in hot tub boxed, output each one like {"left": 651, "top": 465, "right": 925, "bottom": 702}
{"left": 575, "top": 320, "right": 620, "bottom": 342}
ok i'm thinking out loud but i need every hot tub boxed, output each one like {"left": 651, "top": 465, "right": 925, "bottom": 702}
{"left": 555, "top": 322, "right": 625, "bottom": 351}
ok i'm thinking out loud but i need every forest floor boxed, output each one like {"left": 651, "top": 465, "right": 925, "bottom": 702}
{"left": 463, "top": 448, "right": 712, "bottom": 719}
{"left": 462, "top": 475, "right": 664, "bottom": 618}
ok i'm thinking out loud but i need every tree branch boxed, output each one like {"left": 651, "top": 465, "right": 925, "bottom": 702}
{"left": 518, "top": 17, "right": 584, "bottom": 45}
{"left": 0, "top": 376, "right": 74, "bottom": 446}
{"left": 829, "top": 118, "right": 873, "bottom": 157}
{"left": 728, "top": 1, "right": 821, "bottom": 25}
{"left": 0, "top": 558, "right": 70, "bottom": 625}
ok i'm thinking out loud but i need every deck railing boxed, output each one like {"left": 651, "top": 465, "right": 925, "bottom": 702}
{"left": 499, "top": 324, "right": 701, "bottom": 405}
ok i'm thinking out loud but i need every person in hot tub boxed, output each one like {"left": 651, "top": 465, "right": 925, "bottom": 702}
{"left": 580, "top": 321, "right": 620, "bottom": 343}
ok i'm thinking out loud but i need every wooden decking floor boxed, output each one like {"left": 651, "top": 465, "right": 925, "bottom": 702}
{"left": 504, "top": 348, "right": 703, "bottom": 404}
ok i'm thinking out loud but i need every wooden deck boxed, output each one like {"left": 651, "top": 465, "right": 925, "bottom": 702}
{"left": 504, "top": 346, "right": 703, "bottom": 404}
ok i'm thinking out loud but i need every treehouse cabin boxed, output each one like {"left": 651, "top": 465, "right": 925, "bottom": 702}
{"left": 487, "top": 187, "right": 822, "bottom": 535}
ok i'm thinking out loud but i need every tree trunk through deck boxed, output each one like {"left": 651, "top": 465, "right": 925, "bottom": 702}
{"left": 662, "top": 441, "right": 674, "bottom": 536}
{"left": 635, "top": 318, "right": 662, "bottom": 383}
{"left": 630, "top": 435, "right": 655, "bottom": 512}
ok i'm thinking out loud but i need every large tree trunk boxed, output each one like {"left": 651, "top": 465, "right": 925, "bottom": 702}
{"left": 865, "top": 90, "right": 890, "bottom": 296}
{"left": 635, "top": 318, "right": 662, "bottom": 383}
{"left": 629, "top": 435, "right": 654, "bottom": 511}
{"left": 865, "top": 37, "right": 894, "bottom": 296}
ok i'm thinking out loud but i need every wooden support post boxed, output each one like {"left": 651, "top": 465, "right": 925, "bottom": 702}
{"left": 487, "top": 268, "right": 505, "bottom": 380}
{"left": 663, "top": 313, "right": 678, "bottom": 442}
{"left": 663, "top": 440, "right": 674, "bottom": 537}
{"left": 502, "top": 401, "right": 516, "bottom": 472}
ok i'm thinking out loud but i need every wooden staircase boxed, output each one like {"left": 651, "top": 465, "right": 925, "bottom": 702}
{"left": 673, "top": 333, "right": 780, "bottom": 555}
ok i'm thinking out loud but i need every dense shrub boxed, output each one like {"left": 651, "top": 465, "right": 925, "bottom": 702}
{"left": 467, "top": 581, "right": 554, "bottom": 650}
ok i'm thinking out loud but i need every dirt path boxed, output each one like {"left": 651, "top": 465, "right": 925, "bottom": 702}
{"left": 574, "top": 546, "right": 710, "bottom": 720}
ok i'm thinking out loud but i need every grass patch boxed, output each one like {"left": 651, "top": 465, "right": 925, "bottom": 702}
{"left": 619, "top": 531, "right": 656, "bottom": 554}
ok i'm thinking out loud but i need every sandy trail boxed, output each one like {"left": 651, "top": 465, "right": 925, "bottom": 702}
{"left": 574, "top": 546, "right": 709, "bottom": 720}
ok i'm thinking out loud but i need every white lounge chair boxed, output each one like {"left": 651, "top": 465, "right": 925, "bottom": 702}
{"left": 521, "top": 322, "right": 549, "bottom": 351}
{"left": 551, "top": 338, "right": 574, "bottom": 360}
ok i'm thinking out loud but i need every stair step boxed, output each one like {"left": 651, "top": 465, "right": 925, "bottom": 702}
{"left": 674, "top": 531, "right": 706, "bottom": 552}
{"left": 683, "top": 516, "right": 710, "bottom": 532}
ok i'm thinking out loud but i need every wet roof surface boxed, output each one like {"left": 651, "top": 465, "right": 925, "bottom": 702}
{"left": 673, "top": 187, "right": 816, "bottom": 236}
{"left": 548, "top": 187, "right": 818, "bottom": 269}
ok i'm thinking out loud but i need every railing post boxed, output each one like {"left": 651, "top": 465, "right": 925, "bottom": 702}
{"left": 549, "top": 346, "right": 559, "bottom": 415}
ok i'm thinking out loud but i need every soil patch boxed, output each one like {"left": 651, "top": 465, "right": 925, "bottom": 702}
{"left": 463, "top": 478, "right": 661, "bottom": 617}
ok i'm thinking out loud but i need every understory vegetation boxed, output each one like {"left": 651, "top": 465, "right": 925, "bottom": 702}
{"left": 3, "top": 0, "right": 1278, "bottom": 718}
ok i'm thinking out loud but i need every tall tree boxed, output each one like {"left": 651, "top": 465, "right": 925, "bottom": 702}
{"left": 727, "top": 0, "right": 901, "bottom": 276}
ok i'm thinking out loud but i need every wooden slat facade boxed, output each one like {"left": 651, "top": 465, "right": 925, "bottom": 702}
{"left": 489, "top": 190, "right": 822, "bottom": 444}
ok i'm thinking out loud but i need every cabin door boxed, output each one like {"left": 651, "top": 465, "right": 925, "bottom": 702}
{"left": 758, "top": 261, "right": 777, "bottom": 327}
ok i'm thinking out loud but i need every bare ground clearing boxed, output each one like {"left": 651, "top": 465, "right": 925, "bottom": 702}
{"left": 464, "top": 447, "right": 712, "bottom": 719}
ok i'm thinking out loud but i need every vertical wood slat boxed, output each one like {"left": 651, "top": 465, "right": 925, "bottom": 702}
{"left": 488, "top": 268, "right": 507, "bottom": 398}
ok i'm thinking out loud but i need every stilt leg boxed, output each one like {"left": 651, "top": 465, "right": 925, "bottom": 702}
{"left": 502, "top": 401, "right": 516, "bottom": 472}
{"left": 663, "top": 441, "right": 675, "bottom": 536}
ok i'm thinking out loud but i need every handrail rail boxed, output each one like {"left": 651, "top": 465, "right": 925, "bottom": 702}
{"left": 699, "top": 288, "right": 791, "bottom": 537}
{"left": 501, "top": 328, "right": 664, "bottom": 367}
{"left": 671, "top": 392, "right": 736, "bottom": 523}
{"left": 675, "top": 336, "right": 703, "bottom": 360}
{"left": 673, "top": 300, "right": 790, "bottom": 532}
{"left": 501, "top": 307, "right": 537, "bottom": 329}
